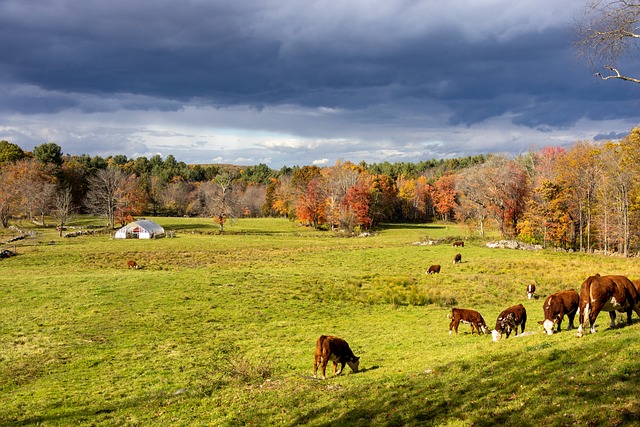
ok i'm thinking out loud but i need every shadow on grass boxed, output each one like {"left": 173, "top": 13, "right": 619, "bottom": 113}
{"left": 288, "top": 333, "right": 640, "bottom": 426}
{"left": 1, "top": 391, "right": 168, "bottom": 427}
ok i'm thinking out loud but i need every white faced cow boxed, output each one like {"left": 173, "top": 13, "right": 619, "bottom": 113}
{"left": 577, "top": 274, "right": 640, "bottom": 337}
{"left": 492, "top": 304, "right": 527, "bottom": 342}
{"left": 313, "top": 335, "right": 360, "bottom": 380}
{"left": 539, "top": 289, "right": 579, "bottom": 335}
{"left": 526, "top": 284, "right": 536, "bottom": 300}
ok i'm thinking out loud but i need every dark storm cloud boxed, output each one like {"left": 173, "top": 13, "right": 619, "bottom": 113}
{"left": 0, "top": 0, "right": 638, "bottom": 166}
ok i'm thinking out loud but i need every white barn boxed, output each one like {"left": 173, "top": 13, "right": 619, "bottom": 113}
{"left": 114, "top": 219, "right": 165, "bottom": 239}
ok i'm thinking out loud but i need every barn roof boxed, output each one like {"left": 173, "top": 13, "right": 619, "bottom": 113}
{"left": 119, "top": 219, "right": 165, "bottom": 234}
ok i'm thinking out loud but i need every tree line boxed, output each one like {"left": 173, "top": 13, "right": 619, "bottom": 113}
{"left": 1, "top": 131, "right": 640, "bottom": 255}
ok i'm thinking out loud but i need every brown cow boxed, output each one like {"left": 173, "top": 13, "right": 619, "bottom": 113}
{"left": 426, "top": 264, "right": 441, "bottom": 274}
{"left": 492, "top": 304, "right": 527, "bottom": 342}
{"left": 453, "top": 254, "right": 462, "bottom": 264}
{"left": 313, "top": 335, "right": 360, "bottom": 380}
{"left": 526, "top": 284, "right": 536, "bottom": 300}
{"left": 127, "top": 260, "right": 139, "bottom": 269}
{"left": 452, "top": 241, "right": 464, "bottom": 247}
{"left": 538, "top": 289, "right": 579, "bottom": 335}
{"left": 577, "top": 274, "right": 640, "bottom": 337}
{"left": 448, "top": 308, "right": 489, "bottom": 335}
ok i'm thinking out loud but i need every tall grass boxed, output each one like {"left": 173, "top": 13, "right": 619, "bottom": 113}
{"left": 1, "top": 218, "right": 639, "bottom": 426}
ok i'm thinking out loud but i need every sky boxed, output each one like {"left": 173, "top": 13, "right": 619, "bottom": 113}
{"left": 1, "top": 0, "right": 639, "bottom": 168}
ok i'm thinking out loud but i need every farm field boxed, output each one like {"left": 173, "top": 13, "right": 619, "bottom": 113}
{"left": 1, "top": 218, "right": 640, "bottom": 426}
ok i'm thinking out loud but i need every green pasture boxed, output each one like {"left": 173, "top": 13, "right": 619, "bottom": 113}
{"left": 1, "top": 218, "right": 639, "bottom": 426}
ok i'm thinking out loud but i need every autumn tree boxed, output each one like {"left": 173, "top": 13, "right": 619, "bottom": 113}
{"left": 0, "top": 162, "right": 23, "bottom": 227}
{"left": 296, "top": 177, "right": 326, "bottom": 228}
{"left": 114, "top": 173, "right": 148, "bottom": 227}
{"left": 456, "top": 156, "right": 528, "bottom": 238}
{"left": 554, "top": 142, "right": 599, "bottom": 251}
{"left": 397, "top": 176, "right": 433, "bottom": 222}
{"left": 432, "top": 174, "right": 458, "bottom": 221}
{"left": 575, "top": 0, "right": 640, "bottom": 83}
{"left": 340, "top": 176, "right": 373, "bottom": 231}
{"left": 322, "top": 161, "right": 361, "bottom": 230}
{"left": 368, "top": 174, "right": 398, "bottom": 226}
{"left": 269, "top": 176, "right": 296, "bottom": 219}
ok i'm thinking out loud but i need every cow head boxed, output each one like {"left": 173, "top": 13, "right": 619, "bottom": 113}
{"left": 480, "top": 324, "right": 489, "bottom": 334}
{"left": 491, "top": 329, "right": 502, "bottom": 342}
{"left": 542, "top": 319, "right": 555, "bottom": 335}
{"left": 347, "top": 356, "right": 360, "bottom": 373}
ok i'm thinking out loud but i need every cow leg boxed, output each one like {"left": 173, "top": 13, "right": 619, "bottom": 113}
{"left": 625, "top": 309, "right": 633, "bottom": 326}
{"left": 577, "top": 302, "right": 591, "bottom": 337}
{"left": 320, "top": 358, "right": 329, "bottom": 380}
{"left": 588, "top": 301, "right": 605, "bottom": 334}
{"left": 449, "top": 319, "right": 457, "bottom": 335}
{"left": 335, "top": 361, "right": 344, "bottom": 376}
{"left": 608, "top": 311, "right": 617, "bottom": 329}
{"left": 504, "top": 325, "right": 512, "bottom": 339}
{"left": 567, "top": 311, "right": 576, "bottom": 330}
{"left": 313, "top": 355, "right": 320, "bottom": 378}
{"left": 556, "top": 315, "right": 563, "bottom": 333}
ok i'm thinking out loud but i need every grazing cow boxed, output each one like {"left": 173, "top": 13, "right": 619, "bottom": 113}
{"left": 448, "top": 308, "right": 489, "bottom": 335}
{"left": 426, "top": 264, "right": 441, "bottom": 274}
{"left": 492, "top": 304, "right": 527, "bottom": 342}
{"left": 453, "top": 254, "right": 462, "bottom": 264}
{"left": 526, "top": 284, "right": 536, "bottom": 300}
{"left": 538, "top": 289, "right": 579, "bottom": 335}
{"left": 127, "top": 260, "right": 139, "bottom": 269}
{"left": 577, "top": 274, "right": 640, "bottom": 337}
{"left": 313, "top": 335, "right": 360, "bottom": 380}
{"left": 452, "top": 241, "right": 464, "bottom": 247}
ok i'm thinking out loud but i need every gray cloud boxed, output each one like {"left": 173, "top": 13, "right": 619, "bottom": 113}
{"left": 0, "top": 0, "right": 638, "bottom": 167}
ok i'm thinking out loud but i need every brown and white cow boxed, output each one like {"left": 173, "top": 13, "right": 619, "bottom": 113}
{"left": 526, "top": 284, "right": 536, "bottom": 300}
{"left": 452, "top": 241, "right": 464, "bottom": 247}
{"left": 448, "top": 308, "right": 489, "bottom": 335}
{"left": 127, "top": 260, "right": 139, "bottom": 269}
{"left": 426, "top": 264, "right": 441, "bottom": 274}
{"left": 538, "top": 289, "right": 579, "bottom": 335}
{"left": 492, "top": 304, "right": 527, "bottom": 342}
{"left": 313, "top": 335, "right": 360, "bottom": 380}
{"left": 453, "top": 254, "right": 462, "bottom": 264}
{"left": 577, "top": 274, "right": 640, "bottom": 337}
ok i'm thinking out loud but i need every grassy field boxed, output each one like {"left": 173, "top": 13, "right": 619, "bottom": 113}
{"left": 1, "top": 218, "right": 640, "bottom": 426}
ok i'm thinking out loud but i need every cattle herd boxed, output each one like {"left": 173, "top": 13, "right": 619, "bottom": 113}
{"left": 315, "top": 253, "right": 640, "bottom": 378}
{"left": 447, "top": 274, "right": 640, "bottom": 342}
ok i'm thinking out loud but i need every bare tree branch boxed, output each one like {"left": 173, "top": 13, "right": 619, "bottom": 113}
{"left": 595, "top": 65, "right": 640, "bottom": 82}
{"left": 575, "top": 0, "right": 640, "bottom": 83}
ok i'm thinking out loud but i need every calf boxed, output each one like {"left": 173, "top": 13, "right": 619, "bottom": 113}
{"left": 453, "top": 254, "right": 462, "bottom": 264}
{"left": 127, "top": 260, "right": 139, "bottom": 269}
{"left": 448, "top": 308, "right": 488, "bottom": 335}
{"left": 452, "top": 241, "right": 464, "bottom": 247}
{"left": 313, "top": 335, "right": 360, "bottom": 380}
{"left": 426, "top": 264, "right": 441, "bottom": 274}
{"left": 526, "top": 284, "right": 536, "bottom": 300}
{"left": 492, "top": 304, "right": 527, "bottom": 342}
{"left": 577, "top": 274, "right": 640, "bottom": 337}
{"left": 538, "top": 289, "right": 579, "bottom": 335}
